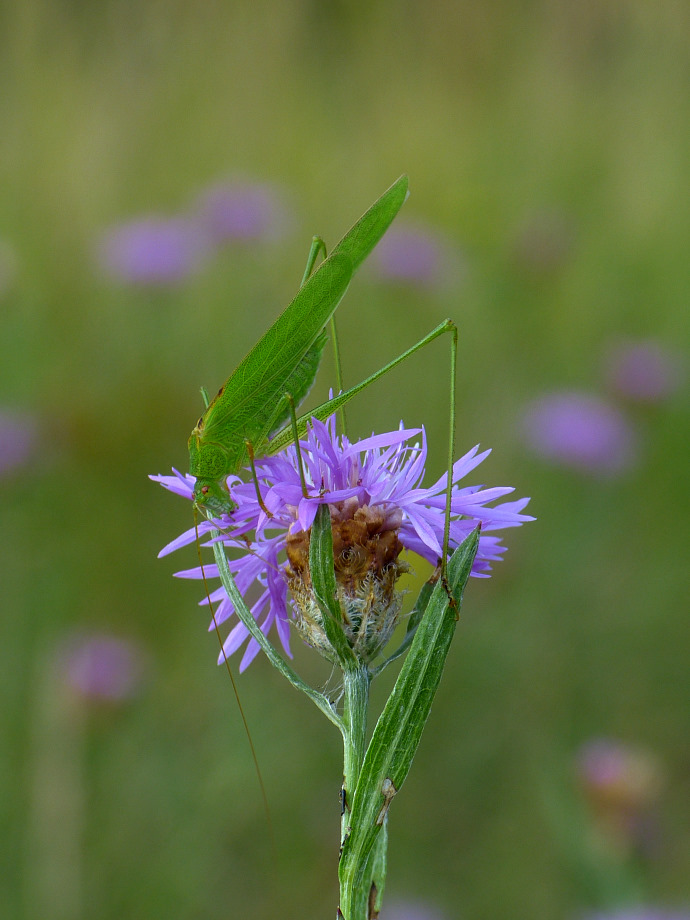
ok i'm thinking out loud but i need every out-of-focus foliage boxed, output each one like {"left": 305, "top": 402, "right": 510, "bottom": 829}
{"left": 1, "top": 2, "right": 688, "bottom": 918}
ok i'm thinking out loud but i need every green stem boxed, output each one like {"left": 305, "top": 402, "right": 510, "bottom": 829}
{"left": 339, "top": 664, "right": 376, "bottom": 920}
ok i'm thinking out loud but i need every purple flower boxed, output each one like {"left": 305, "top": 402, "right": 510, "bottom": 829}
{"left": 520, "top": 391, "right": 637, "bottom": 475}
{"left": 0, "top": 409, "right": 38, "bottom": 478}
{"left": 195, "top": 179, "right": 288, "bottom": 244}
{"left": 97, "top": 215, "right": 209, "bottom": 285}
{"left": 605, "top": 339, "right": 685, "bottom": 404}
{"left": 60, "top": 632, "right": 147, "bottom": 702}
{"left": 577, "top": 739, "right": 660, "bottom": 795}
{"left": 152, "top": 416, "right": 533, "bottom": 671}
{"left": 372, "top": 223, "right": 457, "bottom": 287}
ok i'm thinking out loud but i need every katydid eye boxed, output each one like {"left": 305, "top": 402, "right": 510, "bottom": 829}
{"left": 201, "top": 485, "right": 209, "bottom": 495}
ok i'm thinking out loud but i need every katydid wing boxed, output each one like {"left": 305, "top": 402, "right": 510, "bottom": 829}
{"left": 188, "top": 174, "right": 409, "bottom": 516}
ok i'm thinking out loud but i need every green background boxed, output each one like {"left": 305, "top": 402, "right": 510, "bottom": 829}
{"left": 2, "top": 2, "right": 689, "bottom": 918}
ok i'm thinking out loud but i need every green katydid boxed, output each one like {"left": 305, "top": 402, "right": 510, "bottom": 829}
{"left": 186, "top": 178, "right": 461, "bottom": 879}
{"left": 189, "top": 174, "right": 459, "bottom": 568}
{"left": 189, "top": 174, "right": 410, "bottom": 517}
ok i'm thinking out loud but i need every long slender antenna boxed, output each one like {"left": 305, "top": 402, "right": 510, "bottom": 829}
{"left": 441, "top": 322, "right": 458, "bottom": 574}
{"left": 300, "top": 235, "right": 347, "bottom": 437}
{"left": 194, "top": 509, "right": 276, "bottom": 863}
{"left": 284, "top": 391, "right": 309, "bottom": 498}
{"left": 329, "top": 316, "right": 348, "bottom": 437}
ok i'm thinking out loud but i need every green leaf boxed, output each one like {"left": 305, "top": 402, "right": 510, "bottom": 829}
{"left": 338, "top": 529, "right": 480, "bottom": 907}
{"left": 309, "top": 504, "right": 358, "bottom": 669}
{"left": 210, "top": 533, "right": 346, "bottom": 736}
{"left": 331, "top": 174, "right": 409, "bottom": 272}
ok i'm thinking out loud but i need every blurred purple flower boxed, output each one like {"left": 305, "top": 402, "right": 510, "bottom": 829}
{"left": 98, "top": 215, "right": 209, "bottom": 285}
{"left": 605, "top": 339, "right": 685, "bottom": 404}
{"left": 372, "top": 223, "right": 457, "bottom": 287}
{"left": 152, "top": 415, "right": 533, "bottom": 671}
{"left": 577, "top": 738, "right": 661, "bottom": 807}
{"left": 0, "top": 409, "right": 38, "bottom": 477}
{"left": 195, "top": 179, "right": 288, "bottom": 244}
{"left": 520, "top": 391, "right": 637, "bottom": 474}
{"left": 60, "top": 633, "right": 147, "bottom": 702}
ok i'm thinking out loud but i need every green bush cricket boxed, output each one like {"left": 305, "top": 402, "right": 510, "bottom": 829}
{"left": 188, "top": 178, "right": 460, "bottom": 870}
{"left": 189, "top": 174, "right": 410, "bottom": 517}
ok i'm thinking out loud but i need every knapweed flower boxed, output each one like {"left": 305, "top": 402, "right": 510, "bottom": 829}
{"left": 59, "top": 632, "right": 147, "bottom": 703}
{"left": 372, "top": 223, "right": 457, "bottom": 287}
{"left": 195, "top": 179, "right": 288, "bottom": 244}
{"left": 152, "top": 416, "right": 533, "bottom": 671}
{"left": 97, "top": 215, "right": 210, "bottom": 285}
{"left": 604, "top": 339, "right": 685, "bottom": 404}
{"left": 519, "top": 391, "right": 638, "bottom": 475}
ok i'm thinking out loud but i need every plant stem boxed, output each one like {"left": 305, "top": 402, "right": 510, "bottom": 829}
{"left": 339, "top": 663, "right": 374, "bottom": 919}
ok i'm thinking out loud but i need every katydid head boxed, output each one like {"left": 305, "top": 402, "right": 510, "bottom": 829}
{"left": 192, "top": 478, "right": 236, "bottom": 518}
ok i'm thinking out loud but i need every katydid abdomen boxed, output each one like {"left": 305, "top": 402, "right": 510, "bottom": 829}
{"left": 188, "top": 253, "right": 352, "bottom": 515}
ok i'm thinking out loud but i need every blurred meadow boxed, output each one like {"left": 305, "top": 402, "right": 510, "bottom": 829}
{"left": 2, "top": 1, "right": 690, "bottom": 918}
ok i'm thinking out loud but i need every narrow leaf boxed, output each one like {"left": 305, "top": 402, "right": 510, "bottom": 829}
{"left": 309, "top": 504, "right": 357, "bottom": 669}
{"left": 210, "top": 534, "right": 345, "bottom": 736}
{"left": 338, "top": 529, "right": 479, "bottom": 900}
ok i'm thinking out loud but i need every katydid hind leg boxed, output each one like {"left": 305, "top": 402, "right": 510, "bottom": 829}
{"left": 245, "top": 439, "right": 273, "bottom": 519}
{"left": 268, "top": 318, "right": 459, "bottom": 571}
{"left": 284, "top": 391, "right": 309, "bottom": 499}
{"left": 329, "top": 315, "right": 347, "bottom": 437}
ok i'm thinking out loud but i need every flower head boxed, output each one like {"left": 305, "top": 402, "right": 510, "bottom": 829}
{"left": 604, "top": 339, "right": 685, "bottom": 404}
{"left": 59, "top": 632, "right": 148, "bottom": 703}
{"left": 97, "top": 215, "right": 209, "bottom": 285}
{"left": 195, "top": 179, "right": 288, "bottom": 244}
{"left": 152, "top": 416, "right": 533, "bottom": 671}
{"left": 519, "top": 390, "right": 638, "bottom": 475}
{"left": 372, "top": 223, "right": 457, "bottom": 287}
